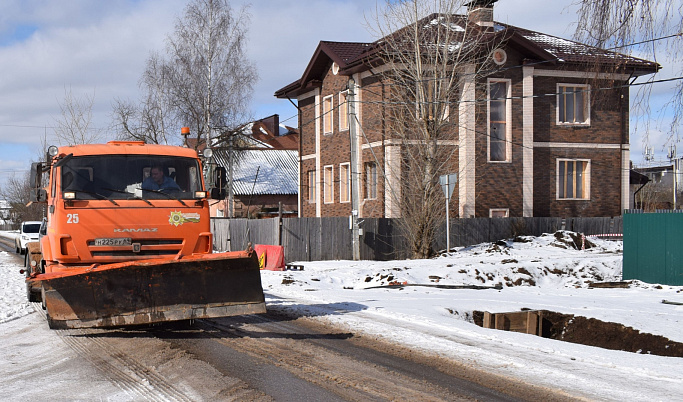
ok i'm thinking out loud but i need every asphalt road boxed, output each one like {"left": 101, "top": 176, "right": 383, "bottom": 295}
{"left": 0, "top": 243, "right": 576, "bottom": 401}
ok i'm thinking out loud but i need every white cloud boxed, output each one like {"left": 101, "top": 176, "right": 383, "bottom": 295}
{"left": 0, "top": 0, "right": 678, "bottom": 190}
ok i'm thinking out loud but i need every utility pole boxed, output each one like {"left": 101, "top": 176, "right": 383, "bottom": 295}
{"left": 348, "top": 78, "right": 360, "bottom": 260}
{"left": 669, "top": 145, "right": 677, "bottom": 210}
{"left": 440, "top": 173, "right": 457, "bottom": 253}
{"left": 228, "top": 134, "right": 234, "bottom": 218}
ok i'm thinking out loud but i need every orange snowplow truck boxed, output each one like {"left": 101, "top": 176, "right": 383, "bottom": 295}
{"left": 25, "top": 138, "right": 266, "bottom": 329}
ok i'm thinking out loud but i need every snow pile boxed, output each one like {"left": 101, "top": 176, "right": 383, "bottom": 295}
{"left": 0, "top": 250, "right": 32, "bottom": 324}
{"left": 334, "top": 231, "right": 624, "bottom": 290}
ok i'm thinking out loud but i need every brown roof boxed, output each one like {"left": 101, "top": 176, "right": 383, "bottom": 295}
{"left": 275, "top": 13, "right": 659, "bottom": 99}
{"left": 250, "top": 122, "right": 299, "bottom": 150}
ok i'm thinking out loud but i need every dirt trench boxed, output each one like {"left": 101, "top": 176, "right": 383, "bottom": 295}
{"left": 473, "top": 310, "right": 683, "bottom": 358}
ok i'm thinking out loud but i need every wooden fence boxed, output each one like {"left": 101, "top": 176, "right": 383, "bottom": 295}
{"left": 211, "top": 216, "right": 623, "bottom": 262}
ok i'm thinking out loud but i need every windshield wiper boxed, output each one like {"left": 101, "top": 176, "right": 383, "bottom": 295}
{"left": 101, "top": 187, "right": 154, "bottom": 206}
{"left": 141, "top": 188, "right": 188, "bottom": 207}
{"left": 69, "top": 189, "right": 119, "bottom": 206}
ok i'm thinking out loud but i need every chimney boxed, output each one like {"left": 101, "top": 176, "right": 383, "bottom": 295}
{"left": 259, "top": 114, "right": 280, "bottom": 136}
{"left": 466, "top": 0, "right": 497, "bottom": 27}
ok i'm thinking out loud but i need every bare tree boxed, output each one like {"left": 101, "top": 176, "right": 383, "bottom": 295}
{"left": 574, "top": 0, "right": 683, "bottom": 147}
{"left": 54, "top": 87, "right": 104, "bottom": 145}
{"left": 113, "top": 52, "right": 174, "bottom": 144}
{"left": 1, "top": 171, "right": 44, "bottom": 227}
{"left": 368, "top": 0, "right": 502, "bottom": 258}
{"left": 636, "top": 180, "right": 677, "bottom": 211}
{"left": 113, "top": 0, "right": 257, "bottom": 147}
{"left": 1, "top": 135, "right": 55, "bottom": 227}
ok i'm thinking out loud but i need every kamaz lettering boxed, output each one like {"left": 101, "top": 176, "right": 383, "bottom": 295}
{"left": 114, "top": 228, "right": 158, "bottom": 233}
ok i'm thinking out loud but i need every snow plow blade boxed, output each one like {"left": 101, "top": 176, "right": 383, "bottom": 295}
{"left": 33, "top": 251, "right": 266, "bottom": 329}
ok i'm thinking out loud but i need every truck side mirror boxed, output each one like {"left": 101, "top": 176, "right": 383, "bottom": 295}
{"left": 215, "top": 166, "right": 227, "bottom": 189}
{"left": 30, "top": 162, "right": 42, "bottom": 189}
{"left": 30, "top": 188, "right": 48, "bottom": 203}
{"left": 28, "top": 162, "right": 48, "bottom": 203}
{"left": 210, "top": 188, "right": 226, "bottom": 200}
{"left": 210, "top": 166, "right": 227, "bottom": 199}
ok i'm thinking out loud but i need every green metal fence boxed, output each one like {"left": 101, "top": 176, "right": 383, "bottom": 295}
{"left": 623, "top": 211, "right": 683, "bottom": 286}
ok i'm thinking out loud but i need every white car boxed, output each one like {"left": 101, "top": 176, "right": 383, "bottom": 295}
{"left": 15, "top": 221, "right": 41, "bottom": 255}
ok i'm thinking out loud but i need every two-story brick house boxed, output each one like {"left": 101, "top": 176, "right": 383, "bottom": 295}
{"left": 275, "top": 0, "right": 659, "bottom": 219}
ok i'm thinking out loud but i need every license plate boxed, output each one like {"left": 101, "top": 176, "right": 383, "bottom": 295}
{"left": 94, "top": 238, "right": 132, "bottom": 246}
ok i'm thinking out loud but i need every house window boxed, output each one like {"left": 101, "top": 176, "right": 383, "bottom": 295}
{"left": 323, "top": 165, "right": 334, "bottom": 203}
{"left": 308, "top": 170, "right": 316, "bottom": 203}
{"left": 322, "top": 95, "right": 333, "bottom": 134}
{"left": 364, "top": 162, "right": 377, "bottom": 200}
{"left": 490, "top": 208, "right": 509, "bottom": 218}
{"left": 557, "top": 159, "right": 590, "bottom": 200}
{"left": 488, "top": 80, "right": 510, "bottom": 162}
{"left": 340, "top": 163, "right": 350, "bottom": 203}
{"left": 557, "top": 84, "right": 590, "bottom": 125}
{"left": 339, "top": 91, "right": 349, "bottom": 131}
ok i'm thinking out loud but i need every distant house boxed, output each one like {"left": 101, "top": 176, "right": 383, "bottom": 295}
{"left": 0, "top": 200, "right": 12, "bottom": 229}
{"left": 629, "top": 169, "right": 650, "bottom": 211}
{"left": 210, "top": 148, "right": 299, "bottom": 218}
{"left": 187, "top": 114, "right": 300, "bottom": 218}
{"left": 249, "top": 114, "right": 299, "bottom": 150}
{"left": 275, "top": 0, "right": 659, "bottom": 219}
{"left": 633, "top": 162, "right": 682, "bottom": 210}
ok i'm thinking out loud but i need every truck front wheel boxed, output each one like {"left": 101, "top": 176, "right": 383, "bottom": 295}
{"left": 26, "top": 283, "right": 41, "bottom": 303}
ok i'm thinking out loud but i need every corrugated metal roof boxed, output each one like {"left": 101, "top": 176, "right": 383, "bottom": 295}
{"left": 212, "top": 149, "right": 298, "bottom": 196}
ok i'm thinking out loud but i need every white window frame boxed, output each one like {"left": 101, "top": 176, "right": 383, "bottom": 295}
{"left": 339, "top": 162, "right": 350, "bottom": 203}
{"left": 489, "top": 208, "right": 509, "bottom": 218}
{"left": 339, "top": 91, "right": 349, "bottom": 132}
{"left": 308, "top": 170, "right": 316, "bottom": 203}
{"left": 323, "top": 165, "right": 334, "bottom": 204}
{"left": 322, "top": 95, "right": 333, "bottom": 134}
{"left": 364, "top": 162, "right": 377, "bottom": 200}
{"left": 556, "top": 158, "right": 591, "bottom": 200}
{"left": 487, "top": 79, "right": 512, "bottom": 163}
{"left": 556, "top": 83, "right": 590, "bottom": 126}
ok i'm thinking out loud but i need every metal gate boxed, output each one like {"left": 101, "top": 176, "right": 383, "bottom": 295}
{"left": 623, "top": 211, "right": 683, "bottom": 286}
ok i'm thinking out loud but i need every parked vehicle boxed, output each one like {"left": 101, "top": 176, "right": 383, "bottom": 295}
{"left": 23, "top": 135, "right": 266, "bottom": 329}
{"left": 15, "top": 221, "right": 41, "bottom": 255}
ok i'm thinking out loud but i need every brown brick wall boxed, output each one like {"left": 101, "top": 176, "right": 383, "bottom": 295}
{"left": 533, "top": 76, "right": 626, "bottom": 145}
{"left": 474, "top": 59, "right": 525, "bottom": 217}
{"left": 301, "top": 159, "right": 316, "bottom": 217}
{"left": 533, "top": 147, "right": 623, "bottom": 217}
{"left": 319, "top": 65, "right": 353, "bottom": 217}
{"left": 295, "top": 50, "right": 628, "bottom": 219}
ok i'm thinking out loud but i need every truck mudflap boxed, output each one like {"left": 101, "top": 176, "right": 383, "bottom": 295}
{"left": 30, "top": 251, "right": 266, "bottom": 329}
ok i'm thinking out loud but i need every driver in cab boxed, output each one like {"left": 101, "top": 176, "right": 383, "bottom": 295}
{"left": 142, "top": 166, "right": 181, "bottom": 191}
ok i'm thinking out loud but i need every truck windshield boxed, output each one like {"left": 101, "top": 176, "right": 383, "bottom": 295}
{"left": 60, "top": 155, "right": 203, "bottom": 200}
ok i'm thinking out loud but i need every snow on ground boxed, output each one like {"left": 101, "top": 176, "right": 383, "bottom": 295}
{"left": 258, "top": 232, "right": 683, "bottom": 401}
{"left": 0, "top": 230, "right": 681, "bottom": 400}
{"left": 0, "top": 232, "right": 32, "bottom": 324}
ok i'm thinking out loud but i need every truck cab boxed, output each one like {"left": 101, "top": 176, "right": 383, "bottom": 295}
{"left": 25, "top": 139, "right": 263, "bottom": 329}
{"left": 33, "top": 141, "right": 221, "bottom": 274}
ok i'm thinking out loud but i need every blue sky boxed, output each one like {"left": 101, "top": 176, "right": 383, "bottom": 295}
{"left": 0, "top": 0, "right": 679, "bottom": 191}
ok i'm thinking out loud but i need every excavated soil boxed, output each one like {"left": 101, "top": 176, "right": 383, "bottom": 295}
{"left": 473, "top": 310, "right": 683, "bottom": 358}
